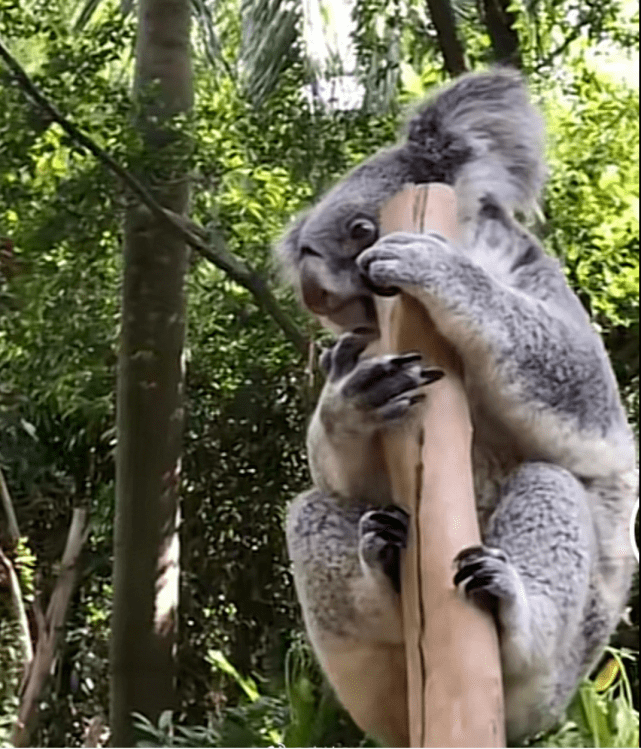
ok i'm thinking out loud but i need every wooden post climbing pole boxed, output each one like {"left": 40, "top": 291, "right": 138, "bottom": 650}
{"left": 377, "top": 184, "right": 506, "bottom": 747}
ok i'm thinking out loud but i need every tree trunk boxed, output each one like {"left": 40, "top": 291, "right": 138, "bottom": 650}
{"left": 480, "top": 0, "right": 522, "bottom": 68}
{"left": 110, "top": 0, "right": 192, "bottom": 745}
{"left": 425, "top": 0, "right": 467, "bottom": 76}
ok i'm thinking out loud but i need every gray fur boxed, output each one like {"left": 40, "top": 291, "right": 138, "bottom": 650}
{"left": 278, "top": 70, "right": 637, "bottom": 745}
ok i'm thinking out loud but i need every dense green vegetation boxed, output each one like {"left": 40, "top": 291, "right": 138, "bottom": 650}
{"left": 0, "top": 0, "right": 637, "bottom": 745}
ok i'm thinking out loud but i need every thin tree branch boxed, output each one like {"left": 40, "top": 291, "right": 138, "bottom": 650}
{"left": 0, "top": 37, "right": 309, "bottom": 358}
{"left": 0, "top": 546, "right": 34, "bottom": 679}
{"left": 533, "top": 13, "right": 594, "bottom": 72}
{"left": 0, "top": 466, "right": 31, "bottom": 681}
{"left": 0, "top": 465, "right": 20, "bottom": 544}
{"left": 13, "top": 508, "right": 90, "bottom": 748}
{"left": 425, "top": 0, "right": 467, "bottom": 76}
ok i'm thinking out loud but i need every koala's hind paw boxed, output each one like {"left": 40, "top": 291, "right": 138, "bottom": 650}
{"left": 454, "top": 545, "right": 521, "bottom": 613}
{"left": 359, "top": 506, "right": 409, "bottom": 593}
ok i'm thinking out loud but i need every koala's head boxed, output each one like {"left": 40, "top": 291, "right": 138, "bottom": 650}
{"left": 276, "top": 69, "right": 543, "bottom": 335}
{"left": 277, "top": 150, "right": 410, "bottom": 334}
{"left": 277, "top": 140, "right": 471, "bottom": 334}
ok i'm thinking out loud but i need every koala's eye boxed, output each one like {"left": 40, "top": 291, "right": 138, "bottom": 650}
{"left": 348, "top": 218, "right": 378, "bottom": 248}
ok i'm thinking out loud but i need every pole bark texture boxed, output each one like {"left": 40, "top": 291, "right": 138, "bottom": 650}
{"left": 378, "top": 184, "right": 505, "bottom": 747}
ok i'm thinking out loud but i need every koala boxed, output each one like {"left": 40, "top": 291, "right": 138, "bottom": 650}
{"left": 277, "top": 69, "right": 637, "bottom": 746}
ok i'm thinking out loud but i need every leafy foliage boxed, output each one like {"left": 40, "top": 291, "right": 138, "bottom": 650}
{"left": 133, "top": 643, "right": 369, "bottom": 747}
{"left": 531, "top": 649, "right": 639, "bottom": 748}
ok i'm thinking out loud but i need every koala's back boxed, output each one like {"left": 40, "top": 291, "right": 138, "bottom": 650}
{"left": 457, "top": 207, "right": 635, "bottom": 610}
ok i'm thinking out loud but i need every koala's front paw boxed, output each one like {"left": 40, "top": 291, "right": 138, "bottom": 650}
{"left": 320, "top": 332, "right": 443, "bottom": 429}
{"left": 317, "top": 333, "right": 443, "bottom": 445}
{"left": 345, "top": 353, "right": 443, "bottom": 423}
{"left": 358, "top": 231, "right": 451, "bottom": 295}
{"left": 359, "top": 506, "right": 409, "bottom": 593}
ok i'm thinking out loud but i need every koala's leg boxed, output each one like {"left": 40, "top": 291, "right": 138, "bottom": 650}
{"left": 455, "top": 461, "right": 600, "bottom": 742}
{"left": 286, "top": 489, "right": 409, "bottom": 746}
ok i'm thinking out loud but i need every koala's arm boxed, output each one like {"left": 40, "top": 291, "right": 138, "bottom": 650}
{"left": 307, "top": 334, "right": 442, "bottom": 502}
{"left": 358, "top": 219, "right": 635, "bottom": 480}
{"left": 307, "top": 406, "right": 389, "bottom": 504}
{"left": 289, "top": 338, "right": 443, "bottom": 744}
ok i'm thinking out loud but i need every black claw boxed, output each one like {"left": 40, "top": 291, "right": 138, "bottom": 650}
{"left": 390, "top": 352, "right": 423, "bottom": 367}
{"left": 375, "top": 528, "right": 408, "bottom": 547}
{"left": 420, "top": 368, "right": 445, "bottom": 384}
{"left": 366, "top": 509, "right": 409, "bottom": 534}
{"left": 382, "top": 505, "right": 409, "bottom": 519}
{"left": 361, "top": 511, "right": 409, "bottom": 543}
{"left": 455, "top": 545, "right": 507, "bottom": 565}
{"left": 360, "top": 506, "right": 410, "bottom": 593}
{"left": 454, "top": 561, "right": 487, "bottom": 586}
{"left": 465, "top": 574, "right": 496, "bottom": 593}
{"left": 407, "top": 393, "right": 426, "bottom": 406}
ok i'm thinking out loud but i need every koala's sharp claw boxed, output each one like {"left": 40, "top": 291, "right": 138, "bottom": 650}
{"left": 420, "top": 368, "right": 445, "bottom": 384}
{"left": 382, "top": 505, "right": 409, "bottom": 521}
{"left": 454, "top": 545, "right": 508, "bottom": 565}
{"left": 390, "top": 352, "right": 423, "bottom": 367}
{"left": 464, "top": 573, "right": 497, "bottom": 594}
{"left": 375, "top": 528, "right": 408, "bottom": 546}
{"left": 453, "top": 544, "right": 518, "bottom": 612}
{"left": 366, "top": 508, "right": 409, "bottom": 536}
{"left": 453, "top": 560, "right": 487, "bottom": 587}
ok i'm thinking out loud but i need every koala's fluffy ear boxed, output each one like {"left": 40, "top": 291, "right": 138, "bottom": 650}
{"left": 404, "top": 68, "right": 546, "bottom": 215}
{"left": 275, "top": 214, "right": 307, "bottom": 287}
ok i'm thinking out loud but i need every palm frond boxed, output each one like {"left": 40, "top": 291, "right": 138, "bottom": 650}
{"left": 240, "top": 0, "right": 301, "bottom": 105}
{"left": 73, "top": 0, "right": 108, "bottom": 30}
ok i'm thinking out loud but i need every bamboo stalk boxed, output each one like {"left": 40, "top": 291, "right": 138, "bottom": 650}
{"left": 377, "top": 184, "right": 505, "bottom": 747}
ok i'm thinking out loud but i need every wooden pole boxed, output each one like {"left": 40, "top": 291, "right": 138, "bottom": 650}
{"left": 377, "top": 184, "right": 505, "bottom": 747}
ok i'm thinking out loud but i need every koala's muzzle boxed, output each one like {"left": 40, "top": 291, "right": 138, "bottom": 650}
{"left": 299, "top": 253, "right": 378, "bottom": 332}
